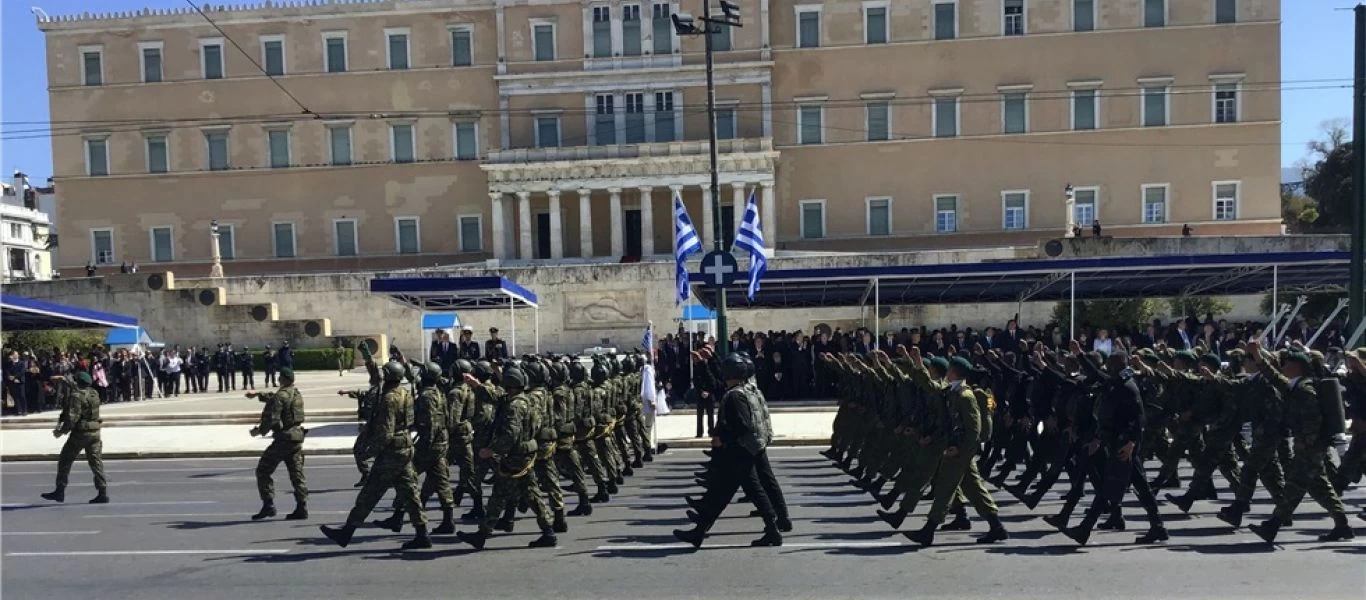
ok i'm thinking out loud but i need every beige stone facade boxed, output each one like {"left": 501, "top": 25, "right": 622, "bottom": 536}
{"left": 39, "top": 0, "right": 1280, "bottom": 276}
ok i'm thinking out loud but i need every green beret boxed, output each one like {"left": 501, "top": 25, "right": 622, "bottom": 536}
{"left": 929, "top": 357, "right": 950, "bottom": 373}
{"left": 1199, "top": 353, "right": 1222, "bottom": 369}
{"left": 1174, "top": 350, "right": 1197, "bottom": 363}
{"left": 278, "top": 367, "right": 295, "bottom": 379}
{"left": 1283, "top": 352, "right": 1311, "bottom": 368}
{"left": 73, "top": 371, "right": 93, "bottom": 386}
{"left": 948, "top": 356, "right": 974, "bottom": 374}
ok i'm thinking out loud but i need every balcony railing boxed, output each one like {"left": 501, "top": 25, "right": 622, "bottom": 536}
{"left": 485, "top": 137, "right": 773, "bottom": 165}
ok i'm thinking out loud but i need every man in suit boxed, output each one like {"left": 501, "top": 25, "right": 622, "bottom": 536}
{"left": 214, "top": 344, "right": 230, "bottom": 393}
{"left": 430, "top": 331, "right": 457, "bottom": 375}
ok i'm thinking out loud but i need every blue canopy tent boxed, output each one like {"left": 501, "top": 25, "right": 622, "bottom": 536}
{"left": 1, "top": 293, "right": 138, "bottom": 331}
{"left": 105, "top": 327, "right": 154, "bottom": 347}
{"left": 370, "top": 275, "right": 540, "bottom": 354}
{"left": 421, "top": 314, "right": 461, "bottom": 330}
{"left": 689, "top": 250, "right": 1350, "bottom": 342}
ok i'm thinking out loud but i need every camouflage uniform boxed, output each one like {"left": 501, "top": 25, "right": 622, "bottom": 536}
{"left": 551, "top": 374, "right": 592, "bottom": 510}
{"left": 528, "top": 375, "right": 565, "bottom": 515}
{"left": 254, "top": 384, "right": 307, "bottom": 508}
{"left": 343, "top": 383, "right": 427, "bottom": 530}
{"left": 413, "top": 382, "right": 452, "bottom": 509}
{"left": 445, "top": 379, "right": 480, "bottom": 511}
{"left": 480, "top": 387, "right": 552, "bottom": 535}
{"left": 51, "top": 377, "right": 107, "bottom": 497}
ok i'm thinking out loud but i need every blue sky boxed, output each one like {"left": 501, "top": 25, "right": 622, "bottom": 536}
{"left": 0, "top": 0, "right": 1355, "bottom": 182}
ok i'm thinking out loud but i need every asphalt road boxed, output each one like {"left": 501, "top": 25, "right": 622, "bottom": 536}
{"left": 1, "top": 448, "right": 1362, "bottom": 600}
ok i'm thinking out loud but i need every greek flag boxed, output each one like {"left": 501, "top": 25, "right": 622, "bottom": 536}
{"left": 734, "top": 189, "right": 767, "bottom": 301}
{"left": 673, "top": 191, "right": 703, "bottom": 304}
{"left": 642, "top": 322, "right": 654, "bottom": 360}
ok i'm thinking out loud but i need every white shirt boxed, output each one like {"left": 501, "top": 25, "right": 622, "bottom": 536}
{"left": 1093, "top": 338, "right": 1113, "bottom": 356}
{"left": 166, "top": 355, "right": 183, "bottom": 374}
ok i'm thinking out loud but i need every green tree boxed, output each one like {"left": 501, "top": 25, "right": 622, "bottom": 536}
{"left": 1052, "top": 299, "right": 1157, "bottom": 331}
{"left": 1301, "top": 119, "right": 1353, "bottom": 233}
{"left": 1280, "top": 186, "right": 1319, "bottom": 233}
{"left": 1167, "top": 296, "right": 1233, "bottom": 321}
{"left": 1, "top": 329, "right": 106, "bottom": 353}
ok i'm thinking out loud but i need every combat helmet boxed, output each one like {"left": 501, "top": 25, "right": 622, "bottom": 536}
{"left": 382, "top": 360, "right": 407, "bottom": 383}
{"left": 568, "top": 359, "right": 587, "bottom": 384}
{"left": 549, "top": 361, "right": 569, "bottom": 387}
{"left": 454, "top": 359, "right": 475, "bottom": 378}
{"left": 720, "top": 352, "right": 749, "bottom": 381}
{"left": 502, "top": 365, "right": 529, "bottom": 391}
{"left": 421, "top": 361, "right": 443, "bottom": 385}
{"left": 472, "top": 360, "right": 493, "bottom": 382}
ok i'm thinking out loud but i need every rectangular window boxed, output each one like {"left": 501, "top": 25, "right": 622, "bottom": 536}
{"left": 1216, "top": 0, "right": 1237, "bottom": 24}
{"left": 140, "top": 43, "right": 163, "bottom": 83}
{"left": 593, "top": 6, "right": 613, "bottom": 58}
{"left": 934, "top": 97, "right": 958, "bottom": 138}
{"left": 655, "top": 92, "right": 676, "bottom": 142}
{"left": 1214, "top": 182, "right": 1239, "bottom": 221}
{"left": 150, "top": 227, "right": 174, "bottom": 262}
{"left": 450, "top": 27, "right": 473, "bottom": 66}
{"left": 454, "top": 122, "right": 478, "bottom": 160}
{"left": 536, "top": 116, "right": 561, "bottom": 148}
{"left": 1073, "top": 0, "right": 1094, "bottom": 31}
{"left": 1072, "top": 89, "right": 1098, "bottom": 130}
{"left": 864, "top": 4, "right": 888, "bottom": 44}
{"left": 201, "top": 40, "right": 224, "bottom": 79}
{"left": 866, "top": 102, "right": 889, "bottom": 141}
{"left": 711, "top": 21, "right": 731, "bottom": 51}
{"left": 595, "top": 95, "right": 616, "bottom": 145}
{"left": 396, "top": 217, "right": 420, "bottom": 254}
{"left": 391, "top": 124, "right": 415, "bottom": 163}
{"left": 273, "top": 222, "right": 296, "bottom": 258}
{"left": 652, "top": 4, "right": 674, "bottom": 55}
{"left": 267, "top": 129, "right": 290, "bottom": 168}
{"left": 534, "top": 24, "right": 556, "bottom": 61}
{"left": 1142, "top": 86, "right": 1169, "bottom": 127}
{"left": 81, "top": 47, "right": 103, "bottom": 86}
{"left": 328, "top": 126, "right": 352, "bottom": 166}
{"left": 623, "top": 5, "right": 642, "bottom": 57}
{"left": 935, "top": 196, "right": 958, "bottom": 233}
{"left": 324, "top": 33, "right": 348, "bottom": 72}
{"left": 334, "top": 220, "right": 358, "bottom": 256}
{"left": 797, "top": 8, "right": 821, "bottom": 48}
{"left": 716, "top": 107, "right": 736, "bottom": 140}
{"left": 91, "top": 229, "right": 114, "bottom": 264}
{"left": 86, "top": 138, "right": 109, "bottom": 177}
{"left": 217, "top": 224, "right": 235, "bottom": 259}
{"left": 1214, "top": 83, "right": 1239, "bottom": 123}
{"left": 459, "top": 215, "right": 483, "bottom": 252}
{"left": 1003, "top": 191, "right": 1028, "bottom": 230}
{"left": 1143, "top": 185, "right": 1168, "bottom": 223}
{"left": 798, "top": 105, "right": 823, "bottom": 145}
{"left": 386, "top": 29, "right": 410, "bottom": 70}
{"left": 206, "top": 131, "right": 230, "bottom": 170}
{"left": 1145, "top": 0, "right": 1165, "bottom": 27}
{"left": 1003, "top": 0, "right": 1025, "bottom": 36}
{"left": 1003, "top": 93, "right": 1027, "bottom": 134}
{"left": 146, "top": 134, "right": 169, "bottom": 173}
{"left": 262, "top": 37, "right": 285, "bottom": 76}
{"left": 934, "top": 1, "right": 957, "bottom": 40}
{"left": 800, "top": 201, "right": 825, "bottom": 239}
{"left": 867, "top": 198, "right": 891, "bottom": 235}
{"left": 1073, "top": 188, "right": 1097, "bottom": 226}
{"left": 625, "top": 93, "right": 646, "bottom": 144}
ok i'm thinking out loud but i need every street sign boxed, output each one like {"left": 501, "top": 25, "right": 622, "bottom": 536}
{"left": 700, "top": 250, "right": 739, "bottom": 288}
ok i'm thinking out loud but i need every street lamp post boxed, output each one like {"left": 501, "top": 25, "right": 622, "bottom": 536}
{"left": 674, "top": 1, "right": 741, "bottom": 355}
{"left": 209, "top": 219, "right": 224, "bottom": 278}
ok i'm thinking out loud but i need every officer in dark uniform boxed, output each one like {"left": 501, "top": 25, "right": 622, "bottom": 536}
{"left": 484, "top": 328, "right": 509, "bottom": 360}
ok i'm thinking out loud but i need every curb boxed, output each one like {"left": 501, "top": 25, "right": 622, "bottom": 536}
{"left": 0, "top": 437, "right": 832, "bottom": 462}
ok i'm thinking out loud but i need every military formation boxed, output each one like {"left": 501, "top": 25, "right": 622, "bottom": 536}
{"left": 822, "top": 339, "right": 1363, "bottom": 547}
{"left": 312, "top": 343, "right": 658, "bottom": 551}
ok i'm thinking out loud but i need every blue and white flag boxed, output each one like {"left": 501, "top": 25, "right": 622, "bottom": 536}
{"left": 733, "top": 189, "right": 767, "bottom": 301}
{"left": 673, "top": 191, "right": 703, "bottom": 304}
{"left": 642, "top": 321, "right": 654, "bottom": 354}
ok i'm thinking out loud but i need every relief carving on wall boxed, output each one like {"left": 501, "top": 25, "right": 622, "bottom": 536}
{"left": 563, "top": 290, "right": 645, "bottom": 331}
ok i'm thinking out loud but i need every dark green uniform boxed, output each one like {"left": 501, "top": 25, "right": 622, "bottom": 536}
{"left": 413, "top": 383, "right": 452, "bottom": 509}
{"left": 253, "top": 384, "right": 307, "bottom": 508}
{"left": 344, "top": 384, "right": 427, "bottom": 529}
{"left": 445, "top": 380, "right": 479, "bottom": 509}
{"left": 52, "top": 378, "right": 107, "bottom": 498}
{"left": 481, "top": 389, "right": 552, "bottom": 534}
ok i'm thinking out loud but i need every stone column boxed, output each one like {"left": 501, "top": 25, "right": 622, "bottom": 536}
{"left": 578, "top": 188, "right": 593, "bottom": 258}
{"left": 638, "top": 185, "right": 655, "bottom": 256}
{"left": 701, "top": 186, "right": 714, "bottom": 249}
{"left": 609, "top": 187, "right": 624, "bottom": 257}
{"left": 489, "top": 192, "right": 506, "bottom": 259}
{"left": 731, "top": 182, "right": 747, "bottom": 227}
{"left": 548, "top": 190, "right": 564, "bottom": 259}
{"left": 761, "top": 180, "right": 776, "bottom": 249}
{"left": 517, "top": 191, "right": 532, "bottom": 260}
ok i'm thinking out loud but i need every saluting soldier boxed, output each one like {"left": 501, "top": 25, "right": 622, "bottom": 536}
{"left": 247, "top": 367, "right": 307, "bottom": 521}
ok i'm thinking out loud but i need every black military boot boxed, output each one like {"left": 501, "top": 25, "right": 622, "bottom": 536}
{"left": 751, "top": 524, "right": 783, "bottom": 547}
{"left": 656, "top": 443, "right": 669, "bottom": 455}
{"left": 320, "top": 524, "right": 356, "bottom": 548}
{"left": 623, "top": 465, "right": 635, "bottom": 477}
{"left": 1097, "top": 511, "right": 1126, "bottom": 531}
{"left": 1064, "top": 509, "right": 1101, "bottom": 546}
{"left": 373, "top": 511, "right": 404, "bottom": 532}
{"left": 528, "top": 529, "right": 559, "bottom": 548}
{"left": 614, "top": 474, "right": 625, "bottom": 485}
{"left": 251, "top": 503, "right": 278, "bottom": 520}
{"left": 1319, "top": 514, "right": 1355, "bottom": 542}
{"left": 1165, "top": 492, "right": 1197, "bottom": 514}
{"left": 285, "top": 503, "right": 309, "bottom": 521}
{"left": 590, "top": 491, "right": 610, "bottom": 504}
{"left": 631, "top": 457, "right": 644, "bottom": 469}
{"left": 606, "top": 480, "right": 620, "bottom": 494}
{"left": 976, "top": 515, "right": 1009, "bottom": 544}
{"left": 456, "top": 528, "right": 489, "bottom": 551}
{"left": 461, "top": 506, "right": 486, "bottom": 523}
{"left": 552, "top": 509, "right": 569, "bottom": 533}
{"left": 353, "top": 473, "right": 368, "bottom": 488}
{"left": 941, "top": 510, "right": 971, "bottom": 531}
{"left": 685, "top": 496, "right": 704, "bottom": 512}
{"left": 876, "top": 508, "right": 908, "bottom": 530}
{"left": 1216, "top": 500, "right": 1249, "bottom": 528}
{"left": 402, "top": 524, "right": 433, "bottom": 550}
{"left": 1148, "top": 472, "right": 1178, "bottom": 490}
{"left": 40, "top": 486, "right": 65, "bottom": 503}
{"left": 702, "top": 449, "right": 714, "bottom": 458}
{"left": 568, "top": 501, "right": 593, "bottom": 517}
{"left": 495, "top": 516, "right": 515, "bottom": 533}
{"left": 1043, "top": 513, "right": 1069, "bottom": 530}
{"left": 1249, "top": 516, "right": 1284, "bottom": 544}
{"left": 777, "top": 516, "right": 793, "bottom": 533}
{"left": 1135, "top": 525, "right": 1169, "bottom": 544}
{"left": 686, "top": 510, "right": 701, "bottom": 524}
{"left": 820, "top": 447, "right": 839, "bottom": 460}
{"left": 89, "top": 488, "right": 110, "bottom": 504}
{"left": 643, "top": 449, "right": 654, "bottom": 463}
{"left": 432, "top": 508, "right": 456, "bottom": 535}
{"left": 878, "top": 489, "right": 902, "bottom": 511}
{"left": 904, "top": 520, "right": 938, "bottom": 546}
{"left": 867, "top": 477, "right": 888, "bottom": 498}
{"left": 672, "top": 527, "right": 705, "bottom": 549}
{"left": 849, "top": 465, "right": 866, "bottom": 480}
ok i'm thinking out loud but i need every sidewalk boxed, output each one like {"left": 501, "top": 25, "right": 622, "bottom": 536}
{"left": 0, "top": 412, "right": 836, "bottom": 461}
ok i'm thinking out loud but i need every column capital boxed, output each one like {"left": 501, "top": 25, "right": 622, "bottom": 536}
{"left": 730, "top": 181, "right": 747, "bottom": 191}
{"left": 488, "top": 191, "right": 504, "bottom": 200}
{"left": 577, "top": 188, "right": 592, "bottom": 196}
{"left": 607, "top": 187, "right": 623, "bottom": 195}
{"left": 668, "top": 184, "right": 684, "bottom": 192}
{"left": 547, "top": 189, "right": 561, "bottom": 198}
{"left": 637, "top": 185, "right": 653, "bottom": 193}
{"left": 515, "top": 190, "right": 531, "bottom": 200}
{"left": 759, "top": 179, "right": 775, "bottom": 188}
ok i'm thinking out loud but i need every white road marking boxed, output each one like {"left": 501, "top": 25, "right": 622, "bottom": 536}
{"left": 19, "top": 478, "right": 258, "bottom": 488}
{"left": 5, "top": 549, "right": 291, "bottom": 557}
{"left": 83, "top": 510, "right": 348, "bottom": 519}
{"left": 3, "top": 501, "right": 217, "bottom": 508}
{"left": 597, "top": 541, "right": 906, "bottom": 550}
{"left": 0, "top": 531, "right": 100, "bottom": 536}
{"left": 0, "top": 463, "right": 355, "bottom": 476}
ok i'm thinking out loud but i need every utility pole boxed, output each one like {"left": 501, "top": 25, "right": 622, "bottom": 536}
{"left": 1352, "top": 5, "right": 1366, "bottom": 332}
{"left": 674, "top": 1, "right": 741, "bottom": 355}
